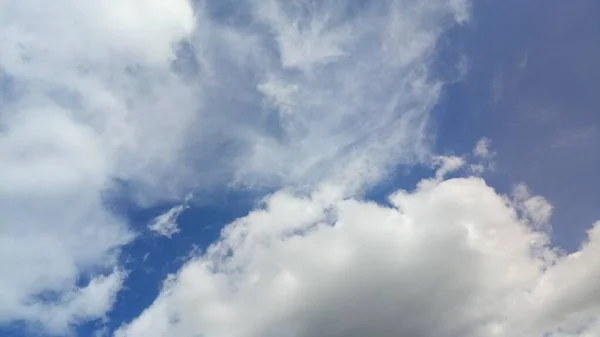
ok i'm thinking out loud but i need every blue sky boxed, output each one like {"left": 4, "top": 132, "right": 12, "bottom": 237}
{"left": 441, "top": 0, "right": 600, "bottom": 251}
{"left": 1, "top": 1, "right": 599, "bottom": 337}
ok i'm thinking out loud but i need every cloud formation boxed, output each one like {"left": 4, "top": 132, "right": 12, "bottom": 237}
{"left": 14, "top": 0, "right": 591, "bottom": 336}
{"left": 0, "top": 0, "right": 195, "bottom": 333}
{"left": 116, "top": 175, "right": 600, "bottom": 337}
{"left": 195, "top": 0, "right": 466, "bottom": 189}
{"left": 1, "top": 0, "right": 471, "bottom": 331}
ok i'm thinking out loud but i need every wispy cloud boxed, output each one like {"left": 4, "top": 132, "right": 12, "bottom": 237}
{"left": 148, "top": 195, "right": 192, "bottom": 238}
{"left": 148, "top": 205, "right": 185, "bottom": 238}
{"left": 175, "top": 0, "right": 471, "bottom": 191}
{"left": 0, "top": 0, "right": 470, "bottom": 334}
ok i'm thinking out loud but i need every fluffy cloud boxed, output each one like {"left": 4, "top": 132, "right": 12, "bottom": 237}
{"left": 0, "top": 0, "right": 470, "bottom": 334}
{"left": 0, "top": 0, "right": 195, "bottom": 333}
{"left": 116, "top": 176, "right": 600, "bottom": 337}
{"left": 0, "top": 0, "right": 195, "bottom": 66}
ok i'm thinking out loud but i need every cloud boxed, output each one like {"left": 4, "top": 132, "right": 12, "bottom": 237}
{"left": 190, "top": 0, "right": 471, "bottom": 190}
{"left": 0, "top": 0, "right": 195, "bottom": 333}
{"left": 433, "top": 155, "right": 465, "bottom": 180}
{"left": 116, "top": 175, "right": 600, "bottom": 337}
{"left": 0, "top": 0, "right": 470, "bottom": 333}
{"left": 7, "top": 2, "right": 595, "bottom": 336}
{"left": 148, "top": 196, "right": 191, "bottom": 238}
{"left": 470, "top": 137, "right": 496, "bottom": 174}
{"left": 0, "top": 0, "right": 195, "bottom": 67}
{"left": 0, "top": 105, "right": 134, "bottom": 333}
{"left": 148, "top": 205, "right": 185, "bottom": 239}
{"left": 29, "top": 270, "right": 126, "bottom": 335}
{"left": 0, "top": 0, "right": 471, "bottom": 203}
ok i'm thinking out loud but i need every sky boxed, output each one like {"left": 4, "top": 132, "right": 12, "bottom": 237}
{"left": 0, "top": 0, "right": 599, "bottom": 337}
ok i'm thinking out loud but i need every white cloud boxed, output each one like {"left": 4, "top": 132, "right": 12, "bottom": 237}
{"left": 30, "top": 270, "right": 126, "bottom": 335}
{"left": 0, "top": 0, "right": 472, "bottom": 333}
{"left": 116, "top": 175, "right": 600, "bottom": 337}
{"left": 252, "top": 0, "right": 351, "bottom": 70}
{"left": 223, "top": 0, "right": 471, "bottom": 189}
{"left": 0, "top": 0, "right": 195, "bottom": 333}
{"left": 148, "top": 197, "right": 191, "bottom": 238}
{"left": 433, "top": 155, "right": 465, "bottom": 180}
{"left": 0, "top": 0, "right": 195, "bottom": 67}
{"left": 0, "top": 104, "right": 134, "bottom": 333}
{"left": 5, "top": 0, "right": 469, "bottom": 197}
{"left": 513, "top": 184, "right": 554, "bottom": 231}
{"left": 148, "top": 205, "right": 185, "bottom": 239}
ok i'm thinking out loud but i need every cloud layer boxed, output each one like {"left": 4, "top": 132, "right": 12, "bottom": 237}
{"left": 116, "top": 175, "right": 600, "bottom": 337}
{"left": 0, "top": 0, "right": 470, "bottom": 332}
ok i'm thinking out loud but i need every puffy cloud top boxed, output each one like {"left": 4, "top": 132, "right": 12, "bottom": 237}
{"left": 116, "top": 176, "right": 600, "bottom": 337}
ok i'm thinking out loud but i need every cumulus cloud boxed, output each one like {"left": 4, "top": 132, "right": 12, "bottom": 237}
{"left": 0, "top": 0, "right": 195, "bottom": 333}
{"left": 116, "top": 175, "right": 600, "bottom": 337}
{"left": 0, "top": 105, "right": 134, "bottom": 333}
{"left": 0, "top": 0, "right": 471, "bottom": 333}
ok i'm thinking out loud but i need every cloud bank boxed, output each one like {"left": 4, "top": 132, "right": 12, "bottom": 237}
{"left": 116, "top": 176, "right": 600, "bottom": 337}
